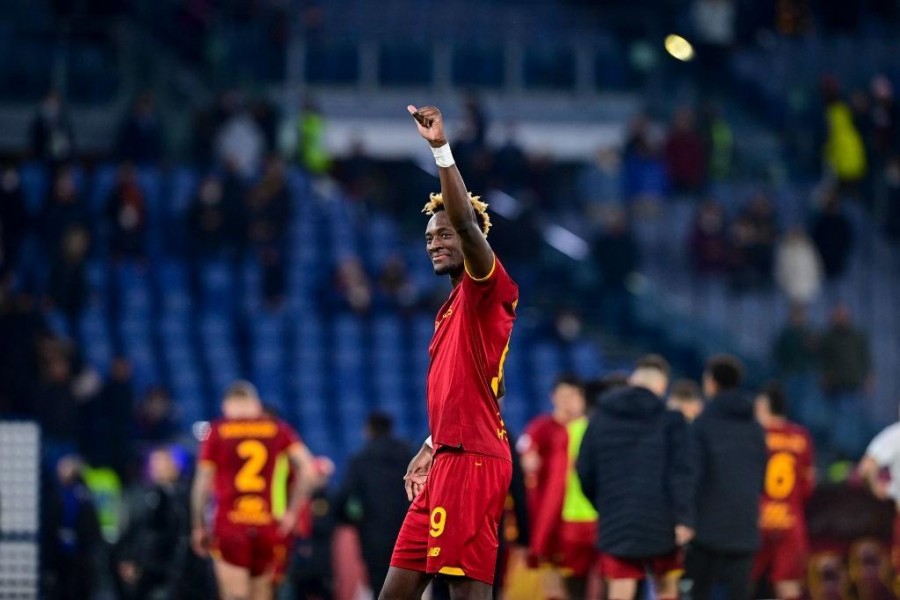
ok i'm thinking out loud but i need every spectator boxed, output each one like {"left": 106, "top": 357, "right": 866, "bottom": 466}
{"left": 30, "top": 90, "right": 75, "bottom": 166}
{"left": 296, "top": 97, "right": 331, "bottom": 175}
{"left": 47, "top": 226, "right": 90, "bottom": 325}
{"left": 215, "top": 91, "right": 266, "bottom": 178}
{"left": 377, "top": 253, "right": 420, "bottom": 314}
{"left": 187, "top": 174, "right": 246, "bottom": 259}
{"left": 884, "top": 155, "right": 900, "bottom": 244}
{"left": 772, "top": 304, "right": 818, "bottom": 377}
{"left": 330, "top": 256, "right": 373, "bottom": 316}
{"left": 623, "top": 113, "right": 667, "bottom": 203}
{"left": 42, "top": 455, "right": 102, "bottom": 600}
{"left": 868, "top": 76, "right": 898, "bottom": 164}
{"left": 577, "top": 146, "right": 624, "bottom": 220}
{"left": 33, "top": 338, "right": 81, "bottom": 463}
{"left": 41, "top": 166, "right": 88, "bottom": 258}
{"left": 334, "top": 412, "right": 411, "bottom": 595}
{"left": 699, "top": 102, "right": 734, "bottom": 182}
{"left": 664, "top": 107, "right": 707, "bottom": 195}
{"left": 82, "top": 357, "right": 135, "bottom": 481}
{"left": 247, "top": 155, "right": 290, "bottom": 306}
{"left": 686, "top": 354, "right": 767, "bottom": 600}
{"left": 667, "top": 378, "right": 705, "bottom": 422}
{"left": 116, "top": 91, "right": 164, "bottom": 165}
{"left": 493, "top": 123, "right": 529, "bottom": 193}
{"left": 0, "top": 293, "right": 46, "bottom": 415}
{"left": 774, "top": 226, "right": 823, "bottom": 305}
{"left": 819, "top": 304, "right": 871, "bottom": 396}
{"left": 251, "top": 97, "right": 280, "bottom": 155}
{"left": 810, "top": 190, "right": 854, "bottom": 280}
{"left": 0, "top": 164, "right": 28, "bottom": 285}
{"left": 593, "top": 206, "right": 638, "bottom": 333}
{"left": 114, "top": 447, "right": 191, "bottom": 599}
{"left": 106, "top": 163, "right": 147, "bottom": 260}
{"left": 729, "top": 194, "right": 778, "bottom": 290}
{"left": 689, "top": 199, "right": 730, "bottom": 275}
{"left": 134, "top": 387, "right": 178, "bottom": 446}
{"left": 821, "top": 77, "right": 867, "bottom": 195}
{"left": 577, "top": 355, "right": 695, "bottom": 600}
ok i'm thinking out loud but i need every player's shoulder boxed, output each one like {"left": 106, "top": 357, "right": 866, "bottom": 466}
{"left": 526, "top": 413, "right": 555, "bottom": 432}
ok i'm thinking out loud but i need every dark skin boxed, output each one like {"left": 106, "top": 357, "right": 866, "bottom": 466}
{"left": 378, "top": 106, "right": 495, "bottom": 600}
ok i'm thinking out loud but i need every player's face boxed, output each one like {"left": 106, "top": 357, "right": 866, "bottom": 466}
{"left": 552, "top": 384, "right": 585, "bottom": 420}
{"left": 425, "top": 212, "right": 464, "bottom": 276}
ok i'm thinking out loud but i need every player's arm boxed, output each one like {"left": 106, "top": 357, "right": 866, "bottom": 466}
{"left": 190, "top": 462, "right": 215, "bottom": 556}
{"left": 858, "top": 455, "right": 888, "bottom": 500}
{"left": 279, "top": 443, "right": 318, "bottom": 535}
{"left": 404, "top": 436, "right": 434, "bottom": 502}
{"left": 408, "top": 104, "right": 494, "bottom": 279}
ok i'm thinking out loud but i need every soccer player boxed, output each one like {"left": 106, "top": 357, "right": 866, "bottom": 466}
{"left": 378, "top": 105, "right": 519, "bottom": 600}
{"left": 752, "top": 383, "right": 816, "bottom": 600}
{"left": 519, "top": 373, "right": 598, "bottom": 599}
{"left": 191, "top": 381, "right": 317, "bottom": 600}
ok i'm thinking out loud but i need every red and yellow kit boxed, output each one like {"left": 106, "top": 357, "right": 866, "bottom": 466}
{"left": 752, "top": 421, "right": 815, "bottom": 582}
{"left": 391, "top": 256, "right": 518, "bottom": 585}
{"left": 199, "top": 417, "right": 301, "bottom": 575}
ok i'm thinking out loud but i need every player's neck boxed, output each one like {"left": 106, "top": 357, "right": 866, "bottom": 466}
{"left": 766, "top": 415, "right": 787, "bottom": 428}
{"left": 449, "top": 273, "right": 462, "bottom": 288}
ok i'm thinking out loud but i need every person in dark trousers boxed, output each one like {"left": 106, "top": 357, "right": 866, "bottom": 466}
{"left": 576, "top": 354, "right": 696, "bottom": 600}
{"left": 113, "top": 447, "right": 192, "bottom": 599}
{"left": 685, "top": 355, "right": 767, "bottom": 600}
{"left": 335, "top": 412, "right": 412, "bottom": 596}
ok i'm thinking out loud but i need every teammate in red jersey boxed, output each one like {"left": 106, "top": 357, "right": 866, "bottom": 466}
{"left": 379, "top": 105, "right": 519, "bottom": 600}
{"left": 752, "top": 383, "right": 816, "bottom": 600}
{"left": 191, "top": 381, "right": 318, "bottom": 600}
{"left": 519, "top": 373, "right": 598, "bottom": 599}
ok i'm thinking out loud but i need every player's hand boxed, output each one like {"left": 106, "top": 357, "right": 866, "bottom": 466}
{"left": 407, "top": 105, "right": 448, "bottom": 148}
{"left": 191, "top": 524, "right": 210, "bottom": 557}
{"left": 277, "top": 510, "right": 299, "bottom": 538}
{"left": 675, "top": 524, "right": 695, "bottom": 546}
{"left": 403, "top": 443, "right": 434, "bottom": 501}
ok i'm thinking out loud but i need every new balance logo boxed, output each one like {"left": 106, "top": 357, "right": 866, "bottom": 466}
{"left": 428, "top": 547, "right": 441, "bottom": 557}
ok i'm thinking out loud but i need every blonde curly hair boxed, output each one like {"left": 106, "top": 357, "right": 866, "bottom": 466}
{"left": 422, "top": 192, "right": 491, "bottom": 236}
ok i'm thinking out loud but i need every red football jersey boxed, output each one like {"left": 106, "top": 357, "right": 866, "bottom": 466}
{"left": 427, "top": 257, "right": 518, "bottom": 460}
{"left": 520, "top": 414, "right": 569, "bottom": 561}
{"left": 199, "top": 417, "right": 301, "bottom": 528}
{"left": 759, "top": 420, "right": 815, "bottom": 531}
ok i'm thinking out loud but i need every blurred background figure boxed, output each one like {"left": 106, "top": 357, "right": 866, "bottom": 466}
{"left": 667, "top": 378, "right": 704, "bottom": 422}
{"left": 334, "top": 412, "right": 410, "bottom": 596}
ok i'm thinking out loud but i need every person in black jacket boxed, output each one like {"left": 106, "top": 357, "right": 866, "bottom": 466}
{"left": 684, "top": 355, "right": 767, "bottom": 600}
{"left": 577, "top": 355, "right": 696, "bottom": 600}
{"left": 334, "top": 412, "right": 412, "bottom": 596}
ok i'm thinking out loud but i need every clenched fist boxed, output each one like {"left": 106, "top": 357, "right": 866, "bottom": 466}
{"left": 407, "top": 105, "right": 448, "bottom": 148}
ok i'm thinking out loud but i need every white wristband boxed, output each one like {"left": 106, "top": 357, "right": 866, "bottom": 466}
{"left": 424, "top": 435, "right": 433, "bottom": 449}
{"left": 431, "top": 143, "right": 455, "bottom": 168}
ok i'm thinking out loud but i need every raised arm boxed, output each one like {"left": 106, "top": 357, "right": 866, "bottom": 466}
{"left": 408, "top": 104, "right": 494, "bottom": 279}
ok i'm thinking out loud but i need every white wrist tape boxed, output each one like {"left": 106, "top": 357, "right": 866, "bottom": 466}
{"left": 431, "top": 143, "right": 455, "bottom": 168}
{"left": 424, "top": 435, "right": 433, "bottom": 449}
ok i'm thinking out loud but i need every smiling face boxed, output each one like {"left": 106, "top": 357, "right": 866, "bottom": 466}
{"left": 425, "top": 211, "right": 465, "bottom": 277}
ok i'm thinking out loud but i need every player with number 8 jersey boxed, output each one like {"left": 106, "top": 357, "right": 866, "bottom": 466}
{"left": 380, "top": 104, "right": 518, "bottom": 600}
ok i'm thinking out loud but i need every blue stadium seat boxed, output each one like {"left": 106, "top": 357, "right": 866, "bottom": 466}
{"left": 19, "top": 162, "right": 48, "bottom": 215}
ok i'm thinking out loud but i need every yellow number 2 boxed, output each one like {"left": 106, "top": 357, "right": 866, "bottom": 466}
{"left": 765, "top": 451, "right": 796, "bottom": 500}
{"left": 430, "top": 507, "right": 447, "bottom": 538}
{"left": 235, "top": 440, "right": 269, "bottom": 493}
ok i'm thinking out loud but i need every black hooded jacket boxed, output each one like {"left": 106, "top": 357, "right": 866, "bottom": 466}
{"left": 692, "top": 390, "right": 767, "bottom": 553}
{"left": 577, "top": 386, "right": 696, "bottom": 558}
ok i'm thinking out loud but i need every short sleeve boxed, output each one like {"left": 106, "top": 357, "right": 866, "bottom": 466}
{"left": 276, "top": 420, "right": 302, "bottom": 454}
{"left": 198, "top": 424, "right": 220, "bottom": 467}
{"left": 462, "top": 256, "right": 518, "bottom": 307}
{"left": 866, "top": 423, "right": 900, "bottom": 466}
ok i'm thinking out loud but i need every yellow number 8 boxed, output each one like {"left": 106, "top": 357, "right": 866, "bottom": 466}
{"left": 765, "top": 451, "right": 796, "bottom": 500}
{"left": 430, "top": 507, "right": 447, "bottom": 538}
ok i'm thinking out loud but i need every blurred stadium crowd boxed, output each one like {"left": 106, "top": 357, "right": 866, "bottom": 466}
{"left": 2, "top": 0, "right": 900, "bottom": 599}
